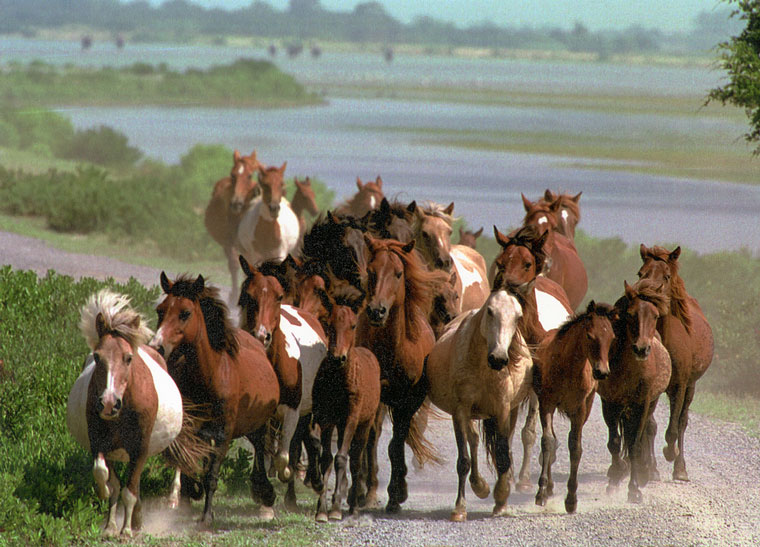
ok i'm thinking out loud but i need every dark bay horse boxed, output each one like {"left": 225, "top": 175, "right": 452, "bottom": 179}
{"left": 521, "top": 194, "right": 588, "bottom": 310}
{"left": 204, "top": 149, "right": 263, "bottom": 299}
{"left": 597, "top": 279, "right": 672, "bottom": 504}
{"left": 237, "top": 256, "right": 327, "bottom": 509}
{"left": 457, "top": 226, "right": 483, "bottom": 249}
{"left": 533, "top": 301, "right": 617, "bottom": 513}
{"left": 150, "top": 273, "right": 280, "bottom": 523}
{"left": 638, "top": 244, "right": 714, "bottom": 481}
{"left": 426, "top": 281, "right": 533, "bottom": 521}
{"left": 539, "top": 189, "right": 582, "bottom": 241}
{"left": 291, "top": 176, "right": 320, "bottom": 246}
{"left": 67, "top": 290, "right": 207, "bottom": 536}
{"left": 312, "top": 280, "right": 381, "bottom": 521}
{"left": 334, "top": 176, "right": 385, "bottom": 218}
{"left": 357, "top": 235, "right": 446, "bottom": 513}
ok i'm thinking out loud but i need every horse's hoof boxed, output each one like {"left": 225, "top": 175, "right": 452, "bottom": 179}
{"left": 120, "top": 527, "right": 134, "bottom": 538}
{"left": 315, "top": 512, "right": 328, "bottom": 523}
{"left": 564, "top": 496, "right": 577, "bottom": 514}
{"left": 470, "top": 478, "right": 491, "bottom": 499}
{"left": 284, "top": 499, "right": 299, "bottom": 513}
{"left": 673, "top": 468, "right": 689, "bottom": 482}
{"left": 663, "top": 444, "right": 678, "bottom": 463}
{"left": 258, "top": 505, "right": 275, "bottom": 521}
{"left": 515, "top": 480, "right": 533, "bottom": 494}
{"left": 360, "top": 493, "right": 380, "bottom": 509}
{"left": 492, "top": 503, "right": 509, "bottom": 517}
{"left": 605, "top": 483, "right": 618, "bottom": 496}
{"left": 167, "top": 496, "right": 179, "bottom": 510}
{"left": 450, "top": 510, "right": 467, "bottom": 522}
{"left": 328, "top": 510, "right": 342, "bottom": 521}
{"left": 102, "top": 525, "right": 118, "bottom": 537}
{"left": 648, "top": 467, "right": 661, "bottom": 483}
{"left": 628, "top": 489, "right": 643, "bottom": 504}
{"left": 535, "top": 493, "right": 547, "bottom": 507}
{"left": 385, "top": 500, "right": 401, "bottom": 514}
{"left": 277, "top": 466, "right": 292, "bottom": 483}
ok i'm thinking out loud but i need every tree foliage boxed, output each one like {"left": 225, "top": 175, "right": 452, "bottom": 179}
{"left": 708, "top": 1, "right": 760, "bottom": 154}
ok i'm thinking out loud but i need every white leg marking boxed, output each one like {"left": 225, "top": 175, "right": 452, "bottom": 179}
{"left": 168, "top": 468, "right": 181, "bottom": 509}
{"left": 121, "top": 487, "right": 138, "bottom": 537}
{"left": 93, "top": 454, "right": 110, "bottom": 499}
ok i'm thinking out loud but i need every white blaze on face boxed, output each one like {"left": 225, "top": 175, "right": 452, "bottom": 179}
{"left": 257, "top": 324, "right": 268, "bottom": 341}
{"left": 369, "top": 195, "right": 377, "bottom": 210}
{"left": 481, "top": 290, "right": 522, "bottom": 362}
{"left": 537, "top": 216, "right": 548, "bottom": 225}
{"left": 561, "top": 209, "right": 569, "bottom": 222}
{"left": 237, "top": 165, "right": 245, "bottom": 175}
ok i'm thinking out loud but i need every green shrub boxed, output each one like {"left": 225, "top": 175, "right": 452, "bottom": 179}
{"left": 0, "top": 118, "right": 20, "bottom": 148}
{"left": 59, "top": 125, "right": 143, "bottom": 168}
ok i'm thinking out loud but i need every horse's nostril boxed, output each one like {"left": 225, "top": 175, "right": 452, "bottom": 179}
{"left": 114, "top": 399, "right": 122, "bottom": 411}
{"left": 96, "top": 398, "right": 105, "bottom": 413}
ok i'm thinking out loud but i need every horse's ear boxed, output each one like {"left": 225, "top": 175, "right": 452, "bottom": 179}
{"left": 356, "top": 177, "right": 363, "bottom": 190}
{"left": 380, "top": 197, "right": 390, "bottom": 214}
{"left": 406, "top": 200, "right": 417, "bottom": 214}
{"left": 624, "top": 280, "right": 634, "bottom": 297}
{"left": 549, "top": 199, "right": 562, "bottom": 213}
{"left": 375, "top": 175, "right": 383, "bottom": 188}
{"left": 473, "top": 227, "right": 483, "bottom": 238}
{"left": 534, "top": 229, "right": 549, "bottom": 251}
{"left": 279, "top": 161, "right": 287, "bottom": 174}
{"left": 586, "top": 300, "right": 596, "bottom": 314}
{"left": 639, "top": 243, "right": 649, "bottom": 260}
{"left": 493, "top": 226, "right": 510, "bottom": 248}
{"left": 402, "top": 239, "right": 416, "bottom": 254}
{"left": 160, "top": 271, "right": 172, "bottom": 294}
{"left": 443, "top": 201, "right": 455, "bottom": 216}
{"left": 572, "top": 191, "right": 582, "bottom": 203}
{"left": 521, "top": 193, "right": 533, "bottom": 212}
{"left": 95, "top": 312, "right": 108, "bottom": 339}
{"left": 669, "top": 246, "right": 681, "bottom": 263}
{"left": 193, "top": 275, "right": 205, "bottom": 294}
{"left": 304, "top": 176, "right": 311, "bottom": 186}
{"left": 543, "top": 189, "right": 555, "bottom": 202}
{"left": 449, "top": 270, "right": 457, "bottom": 284}
{"left": 233, "top": 149, "right": 241, "bottom": 162}
{"left": 250, "top": 149, "right": 257, "bottom": 161}
{"left": 327, "top": 210, "right": 338, "bottom": 224}
{"left": 239, "top": 255, "right": 254, "bottom": 277}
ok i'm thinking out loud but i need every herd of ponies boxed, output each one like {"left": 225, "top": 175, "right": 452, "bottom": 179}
{"left": 66, "top": 149, "right": 714, "bottom": 536}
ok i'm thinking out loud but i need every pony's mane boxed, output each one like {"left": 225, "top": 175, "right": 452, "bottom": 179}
{"left": 506, "top": 224, "right": 549, "bottom": 275}
{"left": 557, "top": 302, "right": 615, "bottom": 338}
{"left": 642, "top": 246, "right": 692, "bottom": 331}
{"left": 616, "top": 278, "right": 671, "bottom": 319}
{"left": 79, "top": 289, "right": 153, "bottom": 350}
{"left": 169, "top": 274, "right": 239, "bottom": 357}
{"left": 330, "top": 279, "right": 365, "bottom": 309}
{"left": 419, "top": 201, "right": 456, "bottom": 226}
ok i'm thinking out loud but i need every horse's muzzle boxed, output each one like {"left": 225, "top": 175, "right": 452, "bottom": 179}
{"left": 230, "top": 199, "right": 245, "bottom": 214}
{"left": 435, "top": 257, "right": 452, "bottom": 270}
{"left": 268, "top": 203, "right": 280, "bottom": 217}
{"left": 366, "top": 305, "right": 387, "bottom": 326}
{"left": 97, "top": 396, "right": 122, "bottom": 420}
{"left": 592, "top": 367, "right": 609, "bottom": 380}
{"left": 487, "top": 353, "right": 508, "bottom": 371}
{"left": 632, "top": 344, "right": 651, "bottom": 361}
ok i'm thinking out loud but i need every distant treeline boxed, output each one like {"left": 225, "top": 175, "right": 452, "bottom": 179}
{"left": 0, "top": 0, "right": 743, "bottom": 56}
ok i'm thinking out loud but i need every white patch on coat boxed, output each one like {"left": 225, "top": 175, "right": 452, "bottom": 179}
{"left": 279, "top": 305, "right": 327, "bottom": 415}
{"left": 67, "top": 355, "right": 95, "bottom": 453}
{"left": 451, "top": 248, "right": 483, "bottom": 291}
{"left": 236, "top": 197, "right": 300, "bottom": 265}
{"left": 137, "top": 347, "right": 183, "bottom": 455}
{"left": 535, "top": 290, "right": 571, "bottom": 331}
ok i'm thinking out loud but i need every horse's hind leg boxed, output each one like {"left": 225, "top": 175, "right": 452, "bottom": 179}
{"left": 247, "top": 428, "right": 276, "bottom": 521}
{"left": 359, "top": 407, "right": 382, "bottom": 509}
{"left": 517, "top": 391, "right": 539, "bottom": 493}
{"left": 663, "top": 384, "right": 686, "bottom": 464}
{"left": 644, "top": 413, "right": 659, "bottom": 484}
{"left": 673, "top": 383, "right": 696, "bottom": 482}
{"left": 488, "top": 417, "right": 513, "bottom": 517}
{"left": 466, "top": 419, "right": 490, "bottom": 499}
{"left": 536, "top": 406, "right": 557, "bottom": 507}
{"left": 450, "top": 411, "right": 471, "bottom": 521}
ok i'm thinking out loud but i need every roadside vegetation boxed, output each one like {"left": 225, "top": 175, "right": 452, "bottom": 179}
{"left": 0, "top": 58, "right": 320, "bottom": 108}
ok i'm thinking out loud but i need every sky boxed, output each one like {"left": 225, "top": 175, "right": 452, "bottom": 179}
{"left": 154, "top": 0, "right": 727, "bottom": 32}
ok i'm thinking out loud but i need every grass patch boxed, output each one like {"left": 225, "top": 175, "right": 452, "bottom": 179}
{"left": 690, "top": 392, "right": 760, "bottom": 438}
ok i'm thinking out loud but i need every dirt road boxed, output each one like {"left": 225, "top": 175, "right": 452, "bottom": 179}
{"left": 3, "top": 229, "right": 759, "bottom": 546}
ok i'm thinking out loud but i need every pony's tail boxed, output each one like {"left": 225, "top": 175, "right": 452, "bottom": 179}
{"left": 163, "top": 401, "right": 214, "bottom": 477}
{"left": 406, "top": 408, "right": 445, "bottom": 467}
{"left": 481, "top": 417, "right": 499, "bottom": 468}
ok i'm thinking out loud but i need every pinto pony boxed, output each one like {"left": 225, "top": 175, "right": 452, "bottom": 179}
{"left": 638, "top": 244, "right": 714, "bottom": 481}
{"left": 533, "top": 301, "right": 617, "bottom": 513}
{"left": 597, "top": 279, "right": 672, "bottom": 504}
{"left": 291, "top": 177, "right": 320, "bottom": 246}
{"left": 150, "top": 273, "right": 280, "bottom": 523}
{"left": 312, "top": 280, "right": 381, "bottom": 521}
{"left": 67, "top": 290, "right": 207, "bottom": 536}
{"left": 426, "top": 282, "right": 533, "bottom": 521}
{"left": 204, "top": 149, "right": 264, "bottom": 299}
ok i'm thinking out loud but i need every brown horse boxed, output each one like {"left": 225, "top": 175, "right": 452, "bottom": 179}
{"left": 357, "top": 235, "right": 446, "bottom": 512}
{"left": 533, "top": 300, "right": 617, "bottom": 513}
{"left": 637, "top": 244, "right": 714, "bottom": 481}
{"left": 427, "top": 281, "right": 532, "bottom": 521}
{"left": 291, "top": 176, "right": 320, "bottom": 246}
{"left": 150, "top": 273, "right": 280, "bottom": 523}
{"left": 457, "top": 226, "right": 483, "bottom": 249}
{"left": 598, "top": 279, "right": 672, "bottom": 504}
{"left": 521, "top": 194, "right": 588, "bottom": 310}
{"left": 540, "top": 189, "right": 582, "bottom": 241}
{"left": 204, "top": 149, "right": 264, "bottom": 299}
{"left": 67, "top": 290, "right": 207, "bottom": 536}
{"left": 334, "top": 176, "right": 385, "bottom": 218}
{"left": 237, "top": 256, "right": 327, "bottom": 508}
{"left": 312, "top": 280, "right": 381, "bottom": 521}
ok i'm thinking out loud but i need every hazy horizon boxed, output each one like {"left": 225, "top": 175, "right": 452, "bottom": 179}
{"left": 138, "top": 0, "right": 727, "bottom": 32}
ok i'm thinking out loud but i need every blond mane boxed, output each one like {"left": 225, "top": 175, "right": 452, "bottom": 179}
{"left": 79, "top": 289, "right": 153, "bottom": 350}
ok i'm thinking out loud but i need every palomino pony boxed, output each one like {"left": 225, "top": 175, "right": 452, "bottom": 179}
{"left": 67, "top": 290, "right": 207, "bottom": 536}
{"left": 291, "top": 176, "right": 320, "bottom": 245}
{"left": 539, "top": 189, "right": 582, "bottom": 241}
{"left": 334, "top": 176, "right": 385, "bottom": 218}
{"left": 533, "top": 301, "right": 617, "bottom": 513}
{"left": 458, "top": 226, "right": 483, "bottom": 249}
{"left": 312, "top": 280, "right": 381, "bottom": 522}
{"left": 204, "top": 149, "right": 264, "bottom": 298}
{"left": 237, "top": 256, "right": 327, "bottom": 508}
{"left": 357, "top": 235, "right": 447, "bottom": 512}
{"left": 521, "top": 194, "right": 588, "bottom": 310}
{"left": 150, "top": 273, "right": 280, "bottom": 523}
{"left": 426, "top": 281, "right": 532, "bottom": 521}
{"left": 637, "top": 244, "right": 714, "bottom": 481}
{"left": 598, "top": 279, "right": 672, "bottom": 504}
{"left": 412, "top": 202, "right": 489, "bottom": 314}
{"left": 235, "top": 162, "right": 300, "bottom": 293}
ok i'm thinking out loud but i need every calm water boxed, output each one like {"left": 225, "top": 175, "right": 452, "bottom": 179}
{"left": 4, "top": 37, "right": 759, "bottom": 253}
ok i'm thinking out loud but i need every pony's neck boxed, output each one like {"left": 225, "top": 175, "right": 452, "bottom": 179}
{"left": 254, "top": 213, "right": 283, "bottom": 246}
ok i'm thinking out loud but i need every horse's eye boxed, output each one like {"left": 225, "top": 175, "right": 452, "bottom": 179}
{"left": 351, "top": 324, "right": 357, "bottom": 330}
{"left": 395, "top": 271, "right": 402, "bottom": 279}
{"left": 179, "top": 310, "right": 191, "bottom": 321}
{"left": 277, "top": 294, "right": 284, "bottom": 302}
{"left": 524, "top": 262, "right": 531, "bottom": 270}
{"left": 156, "top": 310, "right": 165, "bottom": 323}
{"left": 637, "top": 271, "right": 642, "bottom": 278}
{"left": 665, "top": 274, "right": 671, "bottom": 281}
{"left": 125, "top": 353, "right": 133, "bottom": 365}
{"left": 586, "top": 332, "right": 593, "bottom": 341}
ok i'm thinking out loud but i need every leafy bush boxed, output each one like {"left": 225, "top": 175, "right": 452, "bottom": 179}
{"left": 59, "top": 125, "right": 143, "bottom": 168}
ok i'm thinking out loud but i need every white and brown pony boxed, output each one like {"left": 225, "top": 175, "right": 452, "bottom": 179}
{"left": 426, "top": 282, "right": 533, "bottom": 521}
{"left": 66, "top": 290, "right": 204, "bottom": 536}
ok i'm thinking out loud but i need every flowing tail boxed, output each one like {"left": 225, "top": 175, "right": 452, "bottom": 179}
{"left": 163, "top": 401, "right": 215, "bottom": 477}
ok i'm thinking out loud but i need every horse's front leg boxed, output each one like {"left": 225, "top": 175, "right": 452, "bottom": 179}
{"left": 315, "top": 425, "right": 335, "bottom": 522}
{"left": 517, "top": 391, "right": 539, "bottom": 493}
{"left": 386, "top": 405, "right": 414, "bottom": 513}
{"left": 276, "top": 405, "right": 300, "bottom": 482}
{"left": 120, "top": 451, "right": 149, "bottom": 537}
{"left": 674, "top": 383, "right": 696, "bottom": 482}
{"left": 535, "top": 405, "right": 557, "bottom": 507}
{"left": 93, "top": 453, "right": 120, "bottom": 536}
{"left": 358, "top": 406, "right": 383, "bottom": 509}
{"left": 330, "top": 416, "right": 360, "bottom": 521}
{"left": 625, "top": 403, "right": 647, "bottom": 504}
{"left": 168, "top": 468, "right": 181, "bottom": 509}
{"left": 450, "top": 411, "right": 471, "bottom": 522}
{"left": 564, "top": 413, "right": 585, "bottom": 513}
{"left": 247, "top": 426, "right": 276, "bottom": 521}
{"left": 466, "top": 419, "right": 490, "bottom": 500}
{"left": 489, "top": 415, "right": 513, "bottom": 517}
{"left": 663, "top": 384, "right": 685, "bottom": 464}
{"left": 601, "top": 400, "right": 626, "bottom": 494}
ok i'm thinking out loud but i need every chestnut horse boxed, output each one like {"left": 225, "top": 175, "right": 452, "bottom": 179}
{"left": 291, "top": 176, "right": 320, "bottom": 245}
{"left": 357, "top": 235, "right": 447, "bottom": 512}
{"left": 521, "top": 194, "right": 588, "bottom": 310}
{"left": 598, "top": 280, "right": 672, "bottom": 503}
{"left": 539, "top": 189, "right": 582, "bottom": 241}
{"left": 237, "top": 256, "right": 327, "bottom": 508}
{"left": 457, "top": 226, "right": 483, "bottom": 249}
{"left": 150, "top": 273, "right": 280, "bottom": 523}
{"left": 637, "top": 244, "right": 714, "bottom": 481}
{"left": 312, "top": 280, "right": 381, "bottom": 521}
{"left": 412, "top": 202, "right": 489, "bottom": 314}
{"left": 334, "top": 176, "right": 385, "bottom": 218}
{"left": 67, "top": 290, "right": 206, "bottom": 536}
{"left": 236, "top": 163, "right": 300, "bottom": 294}
{"left": 533, "top": 301, "right": 617, "bottom": 513}
{"left": 426, "top": 282, "right": 532, "bottom": 521}
{"left": 204, "top": 149, "right": 264, "bottom": 299}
